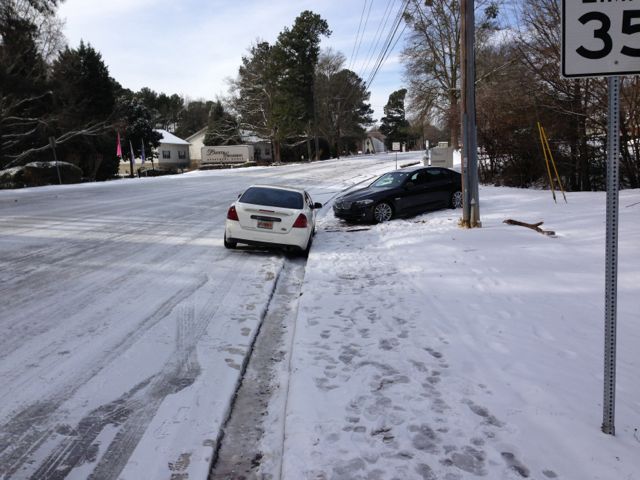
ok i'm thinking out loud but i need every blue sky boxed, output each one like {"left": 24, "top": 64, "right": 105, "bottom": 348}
{"left": 58, "top": 0, "right": 409, "bottom": 124}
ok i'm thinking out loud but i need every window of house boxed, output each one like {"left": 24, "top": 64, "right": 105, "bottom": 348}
{"left": 162, "top": 150, "right": 171, "bottom": 159}
{"left": 178, "top": 150, "right": 186, "bottom": 160}
{"left": 264, "top": 146, "right": 271, "bottom": 156}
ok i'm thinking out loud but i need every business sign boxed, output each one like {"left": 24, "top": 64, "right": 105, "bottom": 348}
{"left": 562, "top": 0, "right": 640, "bottom": 77}
{"left": 201, "top": 145, "right": 253, "bottom": 165}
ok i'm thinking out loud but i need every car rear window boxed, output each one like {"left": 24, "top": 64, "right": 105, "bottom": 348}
{"left": 239, "top": 187, "right": 303, "bottom": 209}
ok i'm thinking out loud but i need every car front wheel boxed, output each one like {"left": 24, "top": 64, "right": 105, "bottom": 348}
{"left": 373, "top": 201, "right": 393, "bottom": 223}
{"left": 450, "top": 190, "right": 463, "bottom": 209}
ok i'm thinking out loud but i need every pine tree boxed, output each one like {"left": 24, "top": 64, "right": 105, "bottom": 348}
{"left": 379, "top": 89, "right": 410, "bottom": 150}
{"left": 203, "top": 101, "right": 240, "bottom": 146}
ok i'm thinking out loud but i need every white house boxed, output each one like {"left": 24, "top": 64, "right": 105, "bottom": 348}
{"left": 118, "top": 129, "right": 191, "bottom": 176}
{"left": 186, "top": 127, "right": 207, "bottom": 165}
{"left": 155, "top": 129, "right": 190, "bottom": 169}
{"left": 363, "top": 133, "right": 386, "bottom": 154}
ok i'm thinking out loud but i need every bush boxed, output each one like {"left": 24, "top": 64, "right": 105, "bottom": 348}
{"left": 20, "top": 162, "right": 83, "bottom": 187}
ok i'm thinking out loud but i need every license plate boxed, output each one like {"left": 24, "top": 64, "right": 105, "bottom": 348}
{"left": 257, "top": 220, "right": 273, "bottom": 229}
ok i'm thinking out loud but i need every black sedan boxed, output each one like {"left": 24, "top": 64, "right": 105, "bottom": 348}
{"left": 333, "top": 166, "right": 462, "bottom": 223}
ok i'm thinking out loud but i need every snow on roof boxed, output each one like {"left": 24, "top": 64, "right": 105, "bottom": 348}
{"left": 155, "top": 129, "right": 190, "bottom": 145}
{"left": 240, "top": 129, "right": 269, "bottom": 144}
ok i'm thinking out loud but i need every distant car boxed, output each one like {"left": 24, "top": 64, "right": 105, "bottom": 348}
{"left": 333, "top": 166, "right": 462, "bottom": 223}
{"left": 224, "top": 185, "right": 322, "bottom": 254}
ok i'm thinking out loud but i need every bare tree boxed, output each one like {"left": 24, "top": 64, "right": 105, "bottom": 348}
{"left": 620, "top": 78, "right": 640, "bottom": 188}
{"left": 402, "top": 0, "right": 500, "bottom": 148}
{"left": 402, "top": 0, "right": 461, "bottom": 147}
{"left": 13, "top": 0, "right": 66, "bottom": 63}
{"left": 515, "top": 0, "right": 607, "bottom": 191}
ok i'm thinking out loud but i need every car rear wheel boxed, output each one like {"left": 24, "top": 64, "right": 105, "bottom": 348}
{"left": 224, "top": 233, "right": 237, "bottom": 249}
{"left": 301, "top": 233, "right": 313, "bottom": 257}
{"left": 450, "top": 190, "right": 463, "bottom": 209}
{"left": 373, "top": 202, "right": 393, "bottom": 223}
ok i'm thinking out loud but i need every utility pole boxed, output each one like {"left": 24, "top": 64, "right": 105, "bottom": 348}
{"left": 313, "top": 74, "right": 320, "bottom": 160}
{"left": 460, "top": 0, "right": 481, "bottom": 227}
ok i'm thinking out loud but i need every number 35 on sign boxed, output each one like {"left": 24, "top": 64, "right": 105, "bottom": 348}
{"left": 562, "top": 0, "right": 640, "bottom": 77}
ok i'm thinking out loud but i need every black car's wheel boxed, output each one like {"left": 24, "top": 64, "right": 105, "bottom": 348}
{"left": 224, "top": 233, "right": 237, "bottom": 249}
{"left": 373, "top": 201, "right": 393, "bottom": 223}
{"left": 450, "top": 190, "right": 463, "bottom": 209}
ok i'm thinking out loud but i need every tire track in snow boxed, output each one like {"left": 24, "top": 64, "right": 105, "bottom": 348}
{"left": 0, "top": 212, "right": 223, "bottom": 367}
{"left": 209, "top": 257, "right": 306, "bottom": 480}
{"left": 0, "top": 266, "right": 217, "bottom": 478}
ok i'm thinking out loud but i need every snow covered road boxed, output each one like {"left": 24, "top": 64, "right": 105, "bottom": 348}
{"left": 0, "top": 155, "right": 401, "bottom": 479}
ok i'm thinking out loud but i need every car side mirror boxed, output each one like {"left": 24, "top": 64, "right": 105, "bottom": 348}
{"left": 313, "top": 202, "right": 323, "bottom": 209}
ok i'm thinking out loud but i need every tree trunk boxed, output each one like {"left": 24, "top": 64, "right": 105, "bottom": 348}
{"left": 272, "top": 139, "right": 281, "bottom": 164}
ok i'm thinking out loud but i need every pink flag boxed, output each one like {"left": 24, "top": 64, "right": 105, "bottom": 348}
{"left": 116, "top": 132, "right": 123, "bottom": 158}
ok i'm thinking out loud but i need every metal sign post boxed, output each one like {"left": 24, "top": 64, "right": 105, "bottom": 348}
{"left": 602, "top": 76, "right": 620, "bottom": 436}
{"left": 561, "top": 0, "right": 640, "bottom": 435}
{"left": 392, "top": 142, "right": 401, "bottom": 169}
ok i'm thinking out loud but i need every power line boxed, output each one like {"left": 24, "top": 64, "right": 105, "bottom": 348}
{"left": 356, "top": 0, "right": 401, "bottom": 84}
{"left": 364, "top": 0, "right": 409, "bottom": 90}
{"left": 330, "top": 0, "right": 409, "bottom": 128}
{"left": 348, "top": 0, "right": 369, "bottom": 72}
{"left": 339, "top": 0, "right": 408, "bottom": 105}
{"left": 349, "top": 0, "right": 374, "bottom": 73}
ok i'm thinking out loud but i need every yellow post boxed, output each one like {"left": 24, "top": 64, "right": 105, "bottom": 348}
{"left": 537, "top": 122, "right": 557, "bottom": 203}
{"left": 540, "top": 125, "right": 568, "bottom": 203}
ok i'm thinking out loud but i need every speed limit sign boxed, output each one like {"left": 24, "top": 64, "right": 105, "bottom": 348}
{"left": 562, "top": 1, "right": 640, "bottom": 77}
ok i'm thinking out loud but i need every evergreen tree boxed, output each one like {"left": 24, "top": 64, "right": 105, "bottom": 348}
{"left": 203, "top": 101, "right": 240, "bottom": 146}
{"left": 0, "top": 2, "right": 51, "bottom": 168}
{"left": 276, "top": 10, "right": 331, "bottom": 129}
{"left": 134, "top": 88, "right": 184, "bottom": 132}
{"left": 50, "top": 41, "right": 116, "bottom": 178}
{"left": 232, "top": 11, "right": 330, "bottom": 162}
{"left": 315, "top": 50, "right": 374, "bottom": 157}
{"left": 379, "top": 89, "right": 410, "bottom": 150}
{"left": 109, "top": 97, "right": 162, "bottom": 178}
{"left": 174, "top": 100, "right": 213, "bottom": 139}
{"left": 52, "top": 41, "right": 115, "bottom": 125}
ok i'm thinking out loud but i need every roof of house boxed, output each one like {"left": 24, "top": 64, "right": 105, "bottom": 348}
{"left": 185, "top": 127, "right": 207, "bottom": 142}
{"left": 155, "top": 129, "right": 190, "bottom": 145}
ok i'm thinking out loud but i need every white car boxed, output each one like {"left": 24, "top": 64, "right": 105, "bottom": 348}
{"left": 224, "top": 185, "right": 322, "bottom": 254}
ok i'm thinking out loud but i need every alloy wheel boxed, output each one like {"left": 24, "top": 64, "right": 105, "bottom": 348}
{"left": 373, "top": 202, "right": 393, "bottom": 223}
{"left": 451, "top": 191, "right": 463, "bottom": 209}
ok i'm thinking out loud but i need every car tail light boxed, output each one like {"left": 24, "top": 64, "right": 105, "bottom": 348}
{"left": 227, "top": 205, "right": 239, "bottom": 221}
{"left": 292, "top": 213, "right": 308, "bottom": 228}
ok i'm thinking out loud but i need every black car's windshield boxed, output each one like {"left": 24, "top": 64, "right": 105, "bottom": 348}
{"left": 239, "top": 187, "right": 303, "bottom": 209}
{"left": 370, "top": 171, "right": 409, "bottom": 188}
